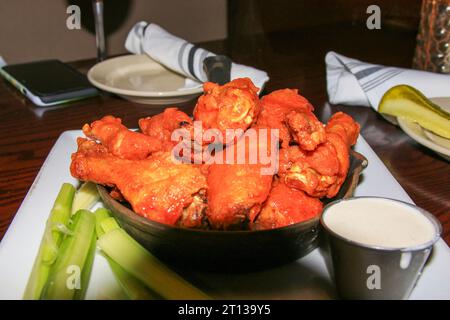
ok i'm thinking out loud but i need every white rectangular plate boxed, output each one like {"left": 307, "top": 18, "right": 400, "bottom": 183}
{"left": 0, "top": 131, "right": 449, "bottom": 300}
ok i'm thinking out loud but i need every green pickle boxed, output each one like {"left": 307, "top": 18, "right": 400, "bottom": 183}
{"left": 378, "top": 85, "right": 450, "bottom": 139}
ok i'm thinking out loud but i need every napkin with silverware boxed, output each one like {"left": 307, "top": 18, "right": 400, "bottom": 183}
{"left": 125, "top": 22, "right": 269, "bottom": 91}
{"left": 325, "top": 51, "right": 450, "bottom": 110}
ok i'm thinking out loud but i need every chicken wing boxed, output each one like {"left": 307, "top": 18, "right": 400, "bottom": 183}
{"left": 252, "top": 180, "right": 323, "bottom": 230}
{"left": 285, "top": 110, "right": 326, "bottom": 151}
{"left": 280, "top": 142, "right": 341, "bottom": 198}
{"left": 206, "top": 129, "right": 277, "bottom": 229}
{"left": 82, "top": 115, "right": 162, "bottom": 160}
{"left": 280, "top": 112, "right": 360, "bottom": 198}
{"left": 256, "top": 89, "right": 325, "bottom": 150}
{"left": 138, "top": 108, "right": 193, "bottom": 151}
{"left": 325, "top": 111, "right": 360, "bottom": 147}
{"left": 70, "top": 138, "right": 207, "bottom": 227}
{"left": 193, "top": 78, "right": 260, "bottom": 144}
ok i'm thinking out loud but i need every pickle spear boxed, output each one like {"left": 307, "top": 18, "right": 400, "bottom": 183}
{"left": 378, "top": 85, "right": 450, "bottom": 139}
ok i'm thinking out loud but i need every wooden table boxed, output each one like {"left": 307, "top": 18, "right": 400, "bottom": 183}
{"left": 0, "top": 24, "right": 449, "bottom": 244}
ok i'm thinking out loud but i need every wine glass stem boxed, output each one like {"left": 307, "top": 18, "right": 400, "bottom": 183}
{"left": 93, "top": 0, "right": 106, "bottom": 61}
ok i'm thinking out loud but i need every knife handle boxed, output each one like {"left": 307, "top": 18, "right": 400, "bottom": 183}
{"left": 203, "top": 55, "right": 232, "bottom": 85}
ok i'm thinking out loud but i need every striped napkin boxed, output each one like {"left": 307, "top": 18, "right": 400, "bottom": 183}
{"left": 125, "top": 22, "right": 269, "bottom": 91}
{"left": 325, "top": 51, "right": 450, "bottom": 110}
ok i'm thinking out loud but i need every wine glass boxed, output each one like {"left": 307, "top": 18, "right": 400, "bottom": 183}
{"left": 92, "top": 0, "right": 106, "bottom": 61}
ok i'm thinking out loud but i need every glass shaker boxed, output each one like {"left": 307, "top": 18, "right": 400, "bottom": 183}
{"left": 413, "top": 0, "right": 450, "bottom": 73}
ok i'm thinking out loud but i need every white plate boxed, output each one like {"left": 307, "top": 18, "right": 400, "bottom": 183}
{"left": 0, "top": 131, "right": 449, "bottom": 300}
{"left": 397, "top": 97, "right": 450, "bottom": 161}
{"left": 87, "top": 55, "right": 203, "bottom": 105}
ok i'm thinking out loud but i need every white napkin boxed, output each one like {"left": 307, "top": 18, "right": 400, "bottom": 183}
{"left": 325, "top": 51, "right": 450, "bottom": 110}
{"left": 125, "top": 22, "right": 269, "bottom": 91}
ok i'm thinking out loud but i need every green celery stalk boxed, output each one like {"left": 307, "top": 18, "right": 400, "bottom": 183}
{"left": 71, "top": 182, "right": 100, "bottom": 215}
{"left": 73, "top": 229, "right": 97, "bottom": 300}
{"left": 107, "top": 258, "right": 157, "bottom": 300}
{"left": 41, "top": 210, "right": 96, "bottom": 300}
{"left": 98, "top": 228, "right": 211, "bottom": 300}
{"left": 23, "top": 183, "right": 76, "bottom": 300}
{"left": 94, "top": 207, "right": 111, "bottom": 237}
{"left": 100, "top": 217, "right": 120, "bottom": 233}
{"left": 94, "top": 209, "right": 155, "bottom": 300}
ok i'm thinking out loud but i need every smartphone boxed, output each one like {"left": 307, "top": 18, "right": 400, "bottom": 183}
{"left": 0, "top": 59, "right": 98, "bottom": 107}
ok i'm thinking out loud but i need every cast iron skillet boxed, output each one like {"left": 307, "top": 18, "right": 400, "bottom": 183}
{"left": 98, "top": 150, "right": 368, "bottom": 272}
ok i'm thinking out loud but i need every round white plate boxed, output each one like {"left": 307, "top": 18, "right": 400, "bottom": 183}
{"left": 397, "top": 97, "right": 450, "bottom": 161}
{"left": 87, "top": 54, "right": 203, "bottom": 105}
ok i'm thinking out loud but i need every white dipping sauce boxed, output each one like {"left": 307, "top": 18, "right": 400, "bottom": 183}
{"left": 323, "top": 198, "right": 436, "bottom": 249}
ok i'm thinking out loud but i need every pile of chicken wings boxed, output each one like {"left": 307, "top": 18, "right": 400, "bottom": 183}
{"left": 71, "top": 78, "right": 360, "bottom": 230}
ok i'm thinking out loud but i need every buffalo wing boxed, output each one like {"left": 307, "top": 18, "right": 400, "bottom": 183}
{"left": 83, "top": 115, "right": 162, "bottom": 160}
{"left": 256, "top": 89, "right": 325, "bottom": 150}
{"left": 252, "top": 180, "right": 323, "bottom": 230}
{"left": 206, "top": 129, "right": 277, "bottom": 229}
{"left": 193, "top": 78, "right": 260, "bottom": 144}
{"left": 70, "top": 138, "right": 207, "bottom": 227}
{"left": 138, "top": 107, "right": 193, "bottom": 151}
{"left": 280, "top": 112, "right": 360, "bottom": 198}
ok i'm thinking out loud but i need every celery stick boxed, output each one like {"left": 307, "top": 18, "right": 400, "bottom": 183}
{"left": 100, "top": 217, "right": 120, "bottom": 233}
{"left": 71, "top": 182, "right": 100, "bottom": 215}
{"left": 73, "top": 230, "right": 97, "bottom": 300}
{"left": 95, "top": 208, "right": 155, "bottom": 299}
{"left": 98, "top": 228, "right": 211, "bottom": 300}
{"left": 107, "top": 258, "right": 157, "bottom": 300}
{"left": 94, "top": 208, "right": 111, "bottom": 237}
{"left": 41, "top": 210, "right": 96, "bottom": 300}
{"left": 95, "top": 209, "right": 122, "bottom": 236}
{"left": 23, "top": 183, "right": 75, "bottom": 300}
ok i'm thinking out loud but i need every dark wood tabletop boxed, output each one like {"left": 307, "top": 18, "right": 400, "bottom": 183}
{"left": 0, "top": 24, "right": 448, "bottom": 244}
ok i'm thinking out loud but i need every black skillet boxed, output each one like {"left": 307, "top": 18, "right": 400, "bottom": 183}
{"left": 97, "top": 150, "right": 368, "bottom": 272}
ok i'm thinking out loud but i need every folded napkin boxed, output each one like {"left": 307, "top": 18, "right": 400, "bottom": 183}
{"left": 326, "top": 51, "right": 450, "bottom": 110}
{"left": 125, "top": 22, "right": 269, "bottom": 91}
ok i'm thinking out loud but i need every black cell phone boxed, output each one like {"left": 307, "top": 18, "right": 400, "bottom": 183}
{"left": 0, "top": 59, "right": 97, "bottom": 107}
